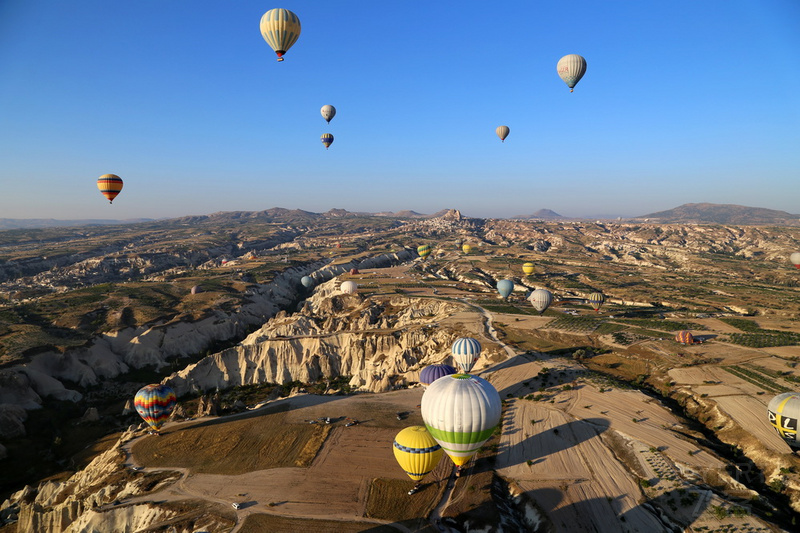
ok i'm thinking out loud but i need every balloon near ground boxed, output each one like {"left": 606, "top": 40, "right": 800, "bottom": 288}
{"left": 320, "top": 105, "right": 336, "bottom": 123}
{"left": 260, "top": 8, "right": 301, "bottom": 62}
{"left": 496, "top": 125, "right": 510, "bottom": 142}
{"left": 392, "top": 426, "right": 443, "bottom": 481}
{"left": 529, "top": 288, "right": 553, "bottom": 314}
{"left": 767, "top": 392, "right": 800, "bottom": 450}
{"left": 419, "top": 364, "right": 456, "bottom": 386}
{"left": 97, "top": 174, "right": 123, "bottom": 204}
{"left": 301, "top": 275, "right": 313, "bottom": 288}
{"left": 497, "top": 279, "right": 514, "bottom": 299}
{"left": 421, "top": 374, "right": 502, "bottom": 467}
{"left": 462, "top": 244, "right": 472, "bottom": 255}
{"left": 791, "top": 252, "right": 800, "bottom": 269}
{"left": 190, "top": 285, "right": 202, "bottom": 295}
{"left": 340, "top": 280, "right": 357, "bottom": 294}
{"left": 522, "top": 262, "right": 535, "bottom": 275}
{"left": 588, "top": 292, "right": 605, "bottom": 311}
{"left": 675, "top": 330, "right": 694, "bottom": 345}
{"left": 321, "top": 133, "right": 334, "bottom": 149}
{"left": 557, "top": 54, "right": 587, "bottom": 92}
{"left": 134, "top": 384, "right": 177, "bottom": 433}
{"left": 451, "top": 337, "right": 481, "bottom": 373}
{"left": 417, "top": 244, "right": 432, "bottom": 260}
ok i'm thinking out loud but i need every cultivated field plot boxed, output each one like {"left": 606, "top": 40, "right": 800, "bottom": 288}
{"left": 132, "top": 404, "right": 330, "bottom": 474}
{"left": 239, "top": 514, "right": 403, "bottom": 533}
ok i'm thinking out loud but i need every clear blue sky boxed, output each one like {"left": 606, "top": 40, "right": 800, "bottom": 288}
{"left": 1, "top": 1, "right": 799, "bottom": 220}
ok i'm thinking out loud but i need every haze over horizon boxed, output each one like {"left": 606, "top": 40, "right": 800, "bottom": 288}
{"left": 1, "top": 1, "right": 798, "bottom": 220}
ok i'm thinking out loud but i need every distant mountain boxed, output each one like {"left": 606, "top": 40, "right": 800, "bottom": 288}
{"left": 375, "top": 210, "right": 428, "bottom": 218}
{"left": 511, "top": 209, "right": 563, "bottom": 220}
{"left": 0, "top": 218, "right": 153, "bottom": 230}
{"left": 635, "top": 203, "right": 800, "bottom": 226}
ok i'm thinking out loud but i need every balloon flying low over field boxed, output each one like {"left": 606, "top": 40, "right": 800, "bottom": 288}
{"left": 497, "top": 279, "right": 514, "bottom": 300}
{"left": 340, "top": 280, "right": 357, "bottom": 294}
{"left": 134, "top": 384, "right": 177, "bottom": 433}
{"left": 675, "top": 330, "right": 695, "bottom": 345}
{"left": 393, "top": 426, "right": 443, "bottom": 481}
{"left": 419, "top": 364, "right": 456, "bottom": 386}
{"left": 97, "top": 174, "right": 123, "bottom": 204}
{"left": 421, "top": 374, "right": 502, "bottom": 467}
{"left": 791, "top": 252, "right": 800, "bottom": 269}
{"left": 588, "top": 292, "right": 605, "bottom": 311}
{"left": 522, "top": 262, "right": 535, "bottom": 275}
{"left": 462, "top": 244, "right": 472, "bottom": 255}
{"left": 260, "top": 8, "right": 301, "bottom": 62}
{"left": 557, "top": 54, "right": 587, "bottom": 92}
{"left": 301, "top": 276, "right": 313, "bottom": 288}
{"left": 417, "top": 244, "right": 432, "bottom": 260}
{"left": 529, "top": 288, "right": 553, "bottom": 314}
{"left": 451, "top": 337, "right": 481, "bottom": 373}
{"left": 768, "top": 392, "right": 800, "bottom": 451}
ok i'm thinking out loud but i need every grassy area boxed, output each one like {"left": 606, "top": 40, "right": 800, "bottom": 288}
{"left": 239, "top": 514, "right": 402, "bottom": 533}
{"left": 365, "top": 477, "right": 444, "bottom": 522}
{"left": 132, "top": 405, "right": 331, "bottom": 475}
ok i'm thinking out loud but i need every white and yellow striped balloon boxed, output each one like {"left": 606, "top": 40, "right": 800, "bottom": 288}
{"left": 260, "top": 8, "right": 301, "bottom": 62}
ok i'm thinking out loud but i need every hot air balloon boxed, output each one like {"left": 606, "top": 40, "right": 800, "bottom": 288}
{"left": 588, "top": 292, "right": 605, "bottom": 311}
{"left": 496, "top": 126, "right": 510, "bottom": 143}
{"left": 497, "top": 279, "right": 514, "bottom": 300}
{"left": 462, "top": 244, "right": 472, "bottom": 255}
{"left": 455, "top": 239, "right": 463, "bottom": 249}
{"left": 97, "top": 174, "right": 123, "bottom": 204}
{"left": 321, "top": 105, "right": 336, "bottom": 123}
{"left": 340, "top": 280, "right": 357, "bottom": 294}
{"left": 350, "top": 268, "right": 359, "bottom": 275}
{"left": 134, "top": 384, "right": 177, "bottom": 434}
{"left": 301, "top": 275, "right": 313, "bottom": 288}
{"left": 557, "top": 54, "right": 587, "bottom": 92}
{"left": 190, "top": 285, "right": 202, "bottom": 295}
{"left": 321, "top": 133, "right": 334, "bottom": 149}
{"left": 768, "top": 392, "right": 800, "bottom": 451}
{"left": 417, "top": 244, "right": 432, "bottom": 260}
{"left": 260, "top": 8, "right": 301, "bottom": 62}
{"left": 421, "top": 374, "right": 502, "bottom": 467}
{"left": 528, "top": 288, "right": 553, "bottom": 314}
{"left": 791, "top": 253, "right": 800, "bottom": 269}
{"left": 451, "top": 337, "right": 481, "bottom": 373}
{"left": 522, "top": 262, "right": 535, "bottom": 276}
{"left": 393, "top": 426, "right": 443, "bottom": 492}
{"left": 419, "top": 364, "right": 456, "bottom": 387}
{"left": 675, "top": 330, "right": 694, "bottom": 345}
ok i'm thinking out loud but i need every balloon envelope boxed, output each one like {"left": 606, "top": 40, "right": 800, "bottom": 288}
{"left": 462, "top": 244, "right": 472, "bottom": 255}
{"left": 791, "top": 252, "right": 800, "bottom": 268}
{"left": 97, "top": 174, "right": 123, "bottom": 204}
{"left": 496, "top": 126, "right": 510, "bottom": 142}
{"left": 340, "top": 280, "right": 357, "bottom": 294}
{"left": 768, "top": 392, "right": 800, "bottom": 450}
{"left": 675, "top": 330, "right": 694, "bottom": 345}
{"left": 321, "top": 133, "right": 334, "bottom": 149}
{"left": 529, "top": 289, "right": 553, "bottom": 313}
{"left": 420, "top": 364, "right": 457, "bottom": 386}
{"left": 421, "top": 374, "right": 502, "bottom": 466}
{"left": 417, "top": 244, "right": 432, "bottom": 260}
{"left": 522, "top": 262, "right": 535, "bottom": 275}
{"left": 301, "top": 276, "right": 313, "bottom": 288}
{"left": 260, "top": 8, "right": 301, "bottom": 61}
{"left": 557, "top": 54, "right": 587, "bottom": 92}
{"left": 190, "top": 285, "right": 202, "bottom": 295}
{"left": 451, "top": 337, "right": 481, "bottom": 373}
{"left": 134, "top": 384, "right": 177, "bottom": 432}
{"left": 321, "top": 105, "right": 336, "bottom": 123}
{"left": 588, "top": 292, "right": 605, "bottom": 311}
{"left": 393, "top": 426, "right": 443, "bottom": 481}
{"left": 497, "top": 279, "right": 514, "bottom": 299}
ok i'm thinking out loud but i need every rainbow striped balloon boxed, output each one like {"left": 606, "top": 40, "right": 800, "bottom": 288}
{"left": 417, "top": 244, "right": 432, "bottom": 260}
{"left": 675, "top": 330, "right": 694, "bottom": 345}
{"left": 134, "top": 384, "right": 177, "bottom": 432}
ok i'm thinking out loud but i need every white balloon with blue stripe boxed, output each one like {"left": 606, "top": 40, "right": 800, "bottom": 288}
{"left": 451, "top": 337, "right": 481, "bottom": 373}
